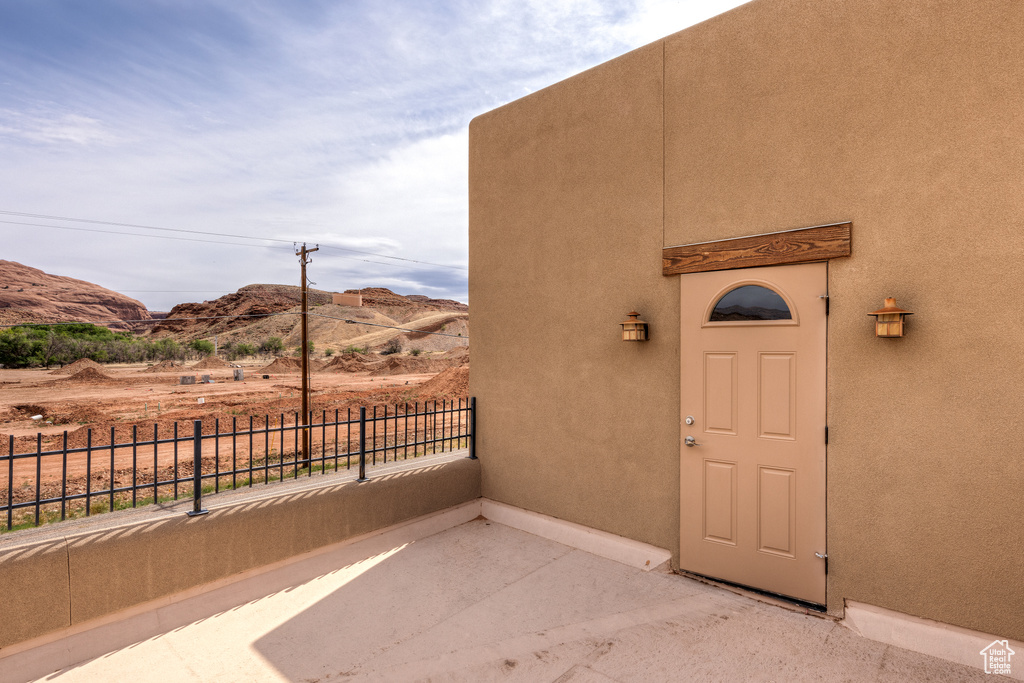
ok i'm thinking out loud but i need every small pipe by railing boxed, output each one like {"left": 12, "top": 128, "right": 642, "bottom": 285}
{"left": 1, "top": 398, "right": 475, "bottom": 532}
{"left": 188, "top": 419, "right": 208, "bottom": 518}
{"left": 357, "top": 406, "right": 368, "bottom": 483}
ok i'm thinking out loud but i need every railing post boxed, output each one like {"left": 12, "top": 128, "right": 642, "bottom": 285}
{"left": 188, "top": 419, "right": 209, "bottom": 517}
{"left": 468, "top": 397, "right": 477, "bottom": 460}
{"left": 357, "top": 407, "right": 369, "bottom": 482}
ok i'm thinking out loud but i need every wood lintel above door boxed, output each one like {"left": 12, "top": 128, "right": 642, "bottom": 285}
{"left": 662, "top": 222, "right": 851, "bottom": 276}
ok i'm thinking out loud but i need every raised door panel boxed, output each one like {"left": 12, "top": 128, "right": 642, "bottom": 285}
{"left": 758, "top": 466, "right": 796, "bottom": 558}
{"left": 704, "top": 353, "right": 738, "bottom": 435}
{"left": 758, "top": 352, "right": 796, "bottom": 440}
{"left": 703, "top": 460, "right": 737, "bottom": 545}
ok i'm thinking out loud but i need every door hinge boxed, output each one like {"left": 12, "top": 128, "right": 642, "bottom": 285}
{"left": 825, "top": 425, "right": 828, "bottom": 444}
{"left": 819, "top": 294, "right": 829, "bottom": 315}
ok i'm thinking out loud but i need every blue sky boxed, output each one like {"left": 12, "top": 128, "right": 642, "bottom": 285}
{"left": 0, "top": 0, "right": 748, "bottom": 311}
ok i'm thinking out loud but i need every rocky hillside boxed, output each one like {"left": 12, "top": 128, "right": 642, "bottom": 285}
{"left": 0, "top": 260, "right": 151, "bottom": 330}
{"left": 149, "top": 285, "right": 468, "bottom": 353}
{"left": 351, "top": 287, "right": 468, "bottom": 312}
{"left": 150, "top": 284, "right": 332, "bottom": 337}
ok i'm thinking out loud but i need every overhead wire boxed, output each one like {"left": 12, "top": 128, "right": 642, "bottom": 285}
{"left": 0, "top": 218, "right": 288, "bottom": 250}
{"left": 0, "top": 209, "right": 468, "bottom": 270}
{"left": 0, "top": 217, "right": 461, "bottom": 271}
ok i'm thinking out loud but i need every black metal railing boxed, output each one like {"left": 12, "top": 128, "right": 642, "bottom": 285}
{"left": 2, "top": 397, "right": 476, "bottom": 531}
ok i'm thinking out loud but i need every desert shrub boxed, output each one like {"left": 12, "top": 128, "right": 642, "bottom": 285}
{"left": 189, "top": 339, "right": 215, "bottom": 357}
{"left": 0, "top": 329, "right": 33, "bottom": 368}
{"left": 380, "top": 338, "right": 401, "bottom": 356}
{"left": 234, "top": 342, "right": 256, "bottom": 357}
{"left": 324, "top": 348, "right": 334, "bottom": 357}
{"left": 0, "top": 324, "right": 191, "bottom": 367}
{"left": 410, "top": 348, "right": 422, "bottom": 356}
{"left": 259, "top": 337, "right": 284, "bottom": 356}
{"left": 150, "top": 338, "right": 185, "bottom": 361}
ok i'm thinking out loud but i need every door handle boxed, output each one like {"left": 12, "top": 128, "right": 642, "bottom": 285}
{"left": 684, "top": 436, "right": 700, "bottom": 447}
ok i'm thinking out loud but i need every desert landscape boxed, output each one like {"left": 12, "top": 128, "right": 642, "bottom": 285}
{"left": 0, "top": 261, "right": 470, "bottom": 531}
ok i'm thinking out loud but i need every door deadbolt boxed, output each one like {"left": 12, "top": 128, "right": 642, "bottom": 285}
{"left": 685, "top": 415, "right": 695, "bottom": 426}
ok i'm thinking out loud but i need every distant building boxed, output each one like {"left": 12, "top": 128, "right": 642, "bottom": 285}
{"left": 332, "top": 293, "right": 362, "bottom": 307}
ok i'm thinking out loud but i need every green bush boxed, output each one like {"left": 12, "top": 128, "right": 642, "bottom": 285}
{"left": 0, "top": 323, "right": 184, "bottom": 368}
{"left": 189, "top": 339, "right": 215, "bottom": 357}
{"left": 380, "top": 338, "right": 402, "bottom": 356}
{"left": 234, "top": 342, "right": 256, "bottom": 357}
{"left": 410, "top": 348, "right": 422, "bottom": 356}
{"left": 259, "top": 337, "right": 284, "bottom": 355}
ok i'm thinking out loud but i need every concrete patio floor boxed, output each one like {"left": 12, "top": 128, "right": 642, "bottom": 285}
{"left": 2, "top": 509, "right": 989, "bottom": 682}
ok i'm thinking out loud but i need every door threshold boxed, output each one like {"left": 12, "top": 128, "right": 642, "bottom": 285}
{"left": 675, "top": 569, "right": 832, "bottom": 618}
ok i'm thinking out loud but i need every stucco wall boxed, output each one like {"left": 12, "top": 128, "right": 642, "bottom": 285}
{"left": 469, "top": 41, "right": 679, "bottom": 555}
{"left": 470, "top": 0, "right": 1024, "bottom": 641}
{"left": 0, "top": 458, "right": 481, "bottom": 650}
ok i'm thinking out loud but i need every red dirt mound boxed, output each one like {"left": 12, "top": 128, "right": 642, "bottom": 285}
{"left": 416, "top": 367, "right": 469, "bottom": 398}
{"left": 62, "top": 367, "right": 115, "bottom": 384}
{"left": 368, "top": 355, "right": 449, "bottom": 377}
{"left": 322, "top": 352, "right": 380, "bottom": 373}
{"left": 191, "top": 356, "right": 231, "bottom": 369}
{"left": 142, "top": 360, "right": 181, "bottom": 373}
{"left": 50, "top": 358, "right": 104, "bottom": 375}
{"left": 259, "top": 357, "right": 302, "bottom": 373}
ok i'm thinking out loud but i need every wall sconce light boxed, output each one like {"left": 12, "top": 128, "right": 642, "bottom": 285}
{"left": 868, "top": 297, "right": 913, "bottom": 338}
{"left": 620, "top": 311, "right": 649, "bottom": 342}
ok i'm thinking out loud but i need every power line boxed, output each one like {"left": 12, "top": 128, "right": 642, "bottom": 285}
{"left": 0, "top": 218, "right": 461, "bottom": 272}
{"left": 0, "top": 210, "right": 297, "bottom": 244}
{"left": 0, "top": 210, "right": 468, "bottom": 271}
{"left": 317, "top": 243, "right": 466, "bottom": 270}
{"left": 0, "top": 219, "right": 288, "bottom": 250}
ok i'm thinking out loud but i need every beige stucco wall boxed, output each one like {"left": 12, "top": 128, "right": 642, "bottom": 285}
{"left": 0, "top": 458, "right": 481, "bottom": 649}
{"left": 470, "top": 0, "right": 1024, "bottom": 640}
{"left": 469, "top": 41, "right": 680, "bottom": 556}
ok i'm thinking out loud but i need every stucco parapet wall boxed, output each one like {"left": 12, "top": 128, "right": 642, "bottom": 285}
{"left": 845, "top": 601, "right": 1024, "bottom": 680}
{"left": 0, "top": 453, "right": 481, "bottom": 651}
{"left": 481, "top": 499, "right": 671, "bottom": 572}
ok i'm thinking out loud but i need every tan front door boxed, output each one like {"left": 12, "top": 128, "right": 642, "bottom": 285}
{"left": 680, "top": 262, "right": 827, "bottom": 604}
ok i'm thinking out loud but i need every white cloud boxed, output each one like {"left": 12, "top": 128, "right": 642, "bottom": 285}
{"left": 0, "top": 109, "right": 120, "bottom": 146}
{"left": 0, "top": 0, "right": 748, "bottom": 311}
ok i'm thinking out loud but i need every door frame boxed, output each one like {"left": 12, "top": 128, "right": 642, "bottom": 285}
{"left": 678, "top": 261, "right": 829, "bottom": 605}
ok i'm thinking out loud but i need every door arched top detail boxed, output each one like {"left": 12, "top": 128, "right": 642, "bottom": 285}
{"left": 701, "top": 279, "right": 799, "bottom": 327}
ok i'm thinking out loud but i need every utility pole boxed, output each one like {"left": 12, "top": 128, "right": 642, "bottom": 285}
{"left": 297, "top": 243, "right": 318, "bottom": 465}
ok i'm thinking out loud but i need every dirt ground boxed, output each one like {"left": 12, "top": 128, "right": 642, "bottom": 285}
{"left": 0, "top": 360, "right": 469, "bottom": 498}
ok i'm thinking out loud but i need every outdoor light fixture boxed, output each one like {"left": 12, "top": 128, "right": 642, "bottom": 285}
{"left": 868, "top": 297, "right": 913, "bottom": 338}
{"left": 620, "top": 311, "right": 649, "bottom": 342}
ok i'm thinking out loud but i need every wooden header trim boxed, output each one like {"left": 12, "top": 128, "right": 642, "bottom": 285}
{"left": 662, "top": 223, "right": 851, "bottom": 276}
